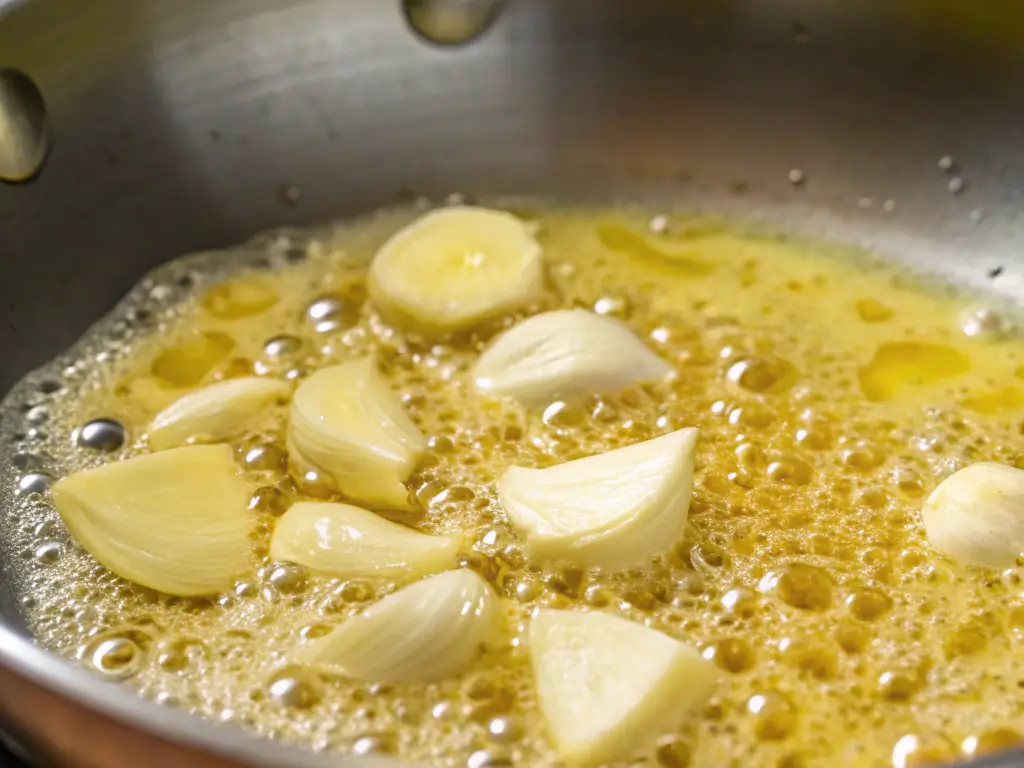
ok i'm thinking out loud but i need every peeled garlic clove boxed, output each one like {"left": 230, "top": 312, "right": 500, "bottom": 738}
{"left": 287, "top": 357, "right": 427, "bottom": 509}
{"left": 474, "top": 309, "right": 673, "bottom": 404}
{"left": 922, "top": 462, "right": 1024, "bottom": 567}
{"left": 51, "top": 445, "right": 253, "bottom": 596}
{"left": 499, "top": 428, "right": 698, "bottom": 569}
{"left": 368, "top": 206, "right": 544, "bottom": 335}
{"left": 298, "top": 569, "right": 502, "bottom": 683}
{"left": 530, "top": 609, "right": 717, "bottom": 766}
{"left": 269, "top": 501, "right": 459, "bottom": 578}
{"left": 147, "top": 376, "right": 291, "bottom": 451}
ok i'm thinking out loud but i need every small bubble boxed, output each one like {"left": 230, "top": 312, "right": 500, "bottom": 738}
{"left": 938, "top": 155, "right": 954, "bottom": 171}
{"left": 948, "top": 177, "right": 965, "bottom": 195}
{"left": 877, "top": 669, "right": 920, "bottom": 701}
{"left": 352, "top": 733, "right": 396, "bottom": 755}
{"left": 279, "top": 184, "right": 300, "bottom": 207}
{"left": 649, "top": 214, "right": 669, "bottom": 234}
{"left": 762, "top": 563, "right": 832, "bottom": 611}
{"left": 76, "top": 418, "right": 127, "bottom": 452}
{"left": 33, "top": 540, "right": 61, "bottom": 564}
{"left": 305, "top": 294, "right": 360, "bottom": 334}
{"left": 264, "top": 562, "right": 309, "bottom": 594}
{"left": 970, "top": 207, "right": 985, "bottom": 224}
{"left": 847, "top": 588, "right": 893, "bottom": 621}
{"left": 241, "top": 443, "right": 287, "bottom": 472}
{"left": 788, "top": 169, "right": 805, "bottom": 186}
{"left": 891, "top": 733, "right": 955, "bottom": 768}
{"left": 17, "top": 472, "right": 52, "bottom": 496}
{"left": 466, "top": 749, "right": 512, "bottom": 768}
{"left": 655, "top": 736, "right": 692, "bottom": 767}
{"left": 960, "top": 305, "right": 1009, "bottom": 339}
{"left": 961, "top": 728, "right": 1023, "bottom": 758}
{"left": 249, "top": 486, "right": 289, "bottom": 515}
{"left": 858, "top": 197, "right": 873, "bottom": 209}
{"left": 882, "top": 199, "right": 896, "bottom": 212}
{"left": 25, "top": 405, "right": 48, "bottom": 425}
{"left": 267, "top": 666, "right": 322, "bottom": 708}
{"left": 487, "top": 715, "right": 524, "bottom": 744}
{"left": 748, "top": 691, "right": 797, "bottom": 740}
{"left": 263, "top": 334, "right": 303, "bottom": 358}
{"left": 86, "top": 636, "right": 143, "bottom": 678}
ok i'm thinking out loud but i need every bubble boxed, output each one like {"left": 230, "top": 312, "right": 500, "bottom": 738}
{"left": 202, "top": 277, "right": 279, "bottom": 319}
{"left": 960, "top": 305, "right": 1009, "bottom": 339}
{"left": 877, "top": 669, "right": 920, "bottom": 701}
{"left": 352, "top": 734, "right": 397, "bottom": 755}
{"left": 264, "top": 563, "right": 309, "bottom": 594}
{"left": 305, "top": 294, "right": 360, "bottom": 334}
{"left": 17, "top": 472, "right": 52, "bottom": 496}
{"left": 655, "top": 736, "right": 692, "bottom": 768}
{"left": 726, "top": 356, "right": 797, "bottom": 393}
{"left": 267, "top": 666, "right": 322, "bottom": 709}
{"left": 466, "top": 749, "right": 513, "bottom": 768}
{"left": 778, "top": 637, "right": 836, "bottom": 680}
{"left": 703, "top": 637, "right": 755, "bottom": 673}
{"left": 748, "top": 691, "right": 797, "bottom": 741}
{"left": 487, "top": 715, "right": 524, "bottom": 744}
{"left": 76, "top": 418, "right": 126, "bottom": 452}
{"left": 86, "top": 636, "right": 144, "bottom": 678}
{"left": 249, "top": 486, "right": 289, "bottom": 515}
{"left": 33, "top": 540, "right": 61, "bottom": 565}
{"left": 961, "top": 728, "right": 1022, "bottom": 758}
{"left": 263, "top": 334, "right": 303, "bottom": 358}
{"left": 788, "top": 169, "right": 805, "bottom": 186}
{"left": 762, "top": 564, "right": 833, "bottom": 611}
{"left": 891, "top": 733, "right": 955, "bottom": 768}
{"left": 241, "top": 444, "right": 287, "bottom": 472}
{"left": 847, "top": 588, "right": 893, "bottom": 621}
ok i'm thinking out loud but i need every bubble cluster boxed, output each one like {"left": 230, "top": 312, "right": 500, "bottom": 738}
{"left": 2, "top": 203, "right": 1024, "bottom": 767}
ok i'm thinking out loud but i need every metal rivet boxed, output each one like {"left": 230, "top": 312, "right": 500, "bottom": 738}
{"left": 0, "top": 68, "right": 51, "bottom": 183}
{"left": 403, "top": 0, "right": 507, "bottom": 46}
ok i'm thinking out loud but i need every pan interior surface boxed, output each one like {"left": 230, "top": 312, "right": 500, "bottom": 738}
{"left": 3, "top": 1, "right": 1024, "bottom": 767}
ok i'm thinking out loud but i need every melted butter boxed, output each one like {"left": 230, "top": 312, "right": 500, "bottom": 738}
{"left": 7, "top": 205, "right": 1024, "bottom": 768}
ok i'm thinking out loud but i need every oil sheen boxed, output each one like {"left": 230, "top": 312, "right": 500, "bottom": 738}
{"left": 3, "top": 204, "right": 1024, "bottom": 768}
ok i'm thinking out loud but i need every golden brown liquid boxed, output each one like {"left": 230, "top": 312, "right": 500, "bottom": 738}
{"left": 8, "top": 205, "right": 1024, "bottom": 767}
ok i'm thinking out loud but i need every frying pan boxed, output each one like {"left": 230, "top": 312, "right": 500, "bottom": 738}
{"left": 2, "top": 0, "right": 1024, "bottom": 765}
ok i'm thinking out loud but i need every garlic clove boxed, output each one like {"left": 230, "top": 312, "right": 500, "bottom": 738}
{"left": 147, "top": 376, "right": 291, "bottom": 451}
{"left": 297, "top": 569, "right": 502, "bottom": 683}
{"left": 368, "top": 206, "right": 543, "bottom": 336}
{"left": 269, "top": 501, "right": 460, "bottom": 579}
{"left": 473, "top": 309, "right": 673, "bottom": 405}
{"left": 922, "top": 462, "right": 1024, "bottom": 568}
{"left": 287, "top": 357, "right": 427, "bottom": 510}
{"left": 51, "top": 445, "right": 253, "bottom": 596}
{"left": 530, "top": 609, "right": 717, "bottom": 766}
{"left": 498, "top": 428, "right": 698, "bottom": 570}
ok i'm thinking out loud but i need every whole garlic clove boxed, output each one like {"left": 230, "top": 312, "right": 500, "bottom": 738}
{"left": 297, "top": 569, "right": 502, "bottom": 683}
{"left": 473, "top": 309, "right": 673, "bottom": 405}
{"left": 269, "top": 501, "right": 460, "bottom": 579}
{"left": 148, "top": 376, "right": 291, "bottom": 451}
{"left": 51, "top": 445, "right": 253, "bottom": 596}
{"left": 287, "top": 357, "right": 427, "bottom": 510}
{"left": 498, "top": 428, "right": 698, "bottom": 570}
{"left": 530, "top": 609, "right": 717, "bottom": 766}
{"left": 922, "top": 462, "right": 1024, "bottom": 567}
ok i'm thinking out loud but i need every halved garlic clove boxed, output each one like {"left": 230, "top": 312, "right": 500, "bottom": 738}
{"left": 147, "top": 376, "right": 291, "bottom": 451}
{"left": 287, "top": 357, "right": 427, "bottom": 509}
{"left": 473, "top": 309, "right": 673, "bottom": 404}
{"left": 269, "top": 501, "right": 460, "bottom": 578}
{"left": 297, "top": 569, "right": 502, "bottom": 683}
{"left": 530, "top": 609, "right": 717, "bottom": 766}
{"left": 51, "top": 445, "right": 253, "bottom": 596}
{"left": 368, "top": 206, "right": 544, "bottom": 336}
{"left": 498, "top": 428, "right": 698, "bottom": 569}
{"left": 922, "top": 462, "right": 1024, "bottom": 568}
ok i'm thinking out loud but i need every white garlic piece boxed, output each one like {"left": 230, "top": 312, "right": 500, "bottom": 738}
{"left": 51, "top": 445, "right": 253, "bottom": 596}
{"left": 922, "top": 462, "right": 1024, "bottom": 567}
{"left": 287, "top": 357, "right": 427, "bottom": 510}
{"left": 368, "top": 206, "right": 544, "bottom": 336}
{"left": 298, "top": 569, "right": 502, "bottom": 683}
{"left": 473, "top": 309, "right": 673, "bottom": 404}
{"left": 498, "top": 428, "right": 698, "bottom": 569}
{"left": 148, "top": 376, "right": 291, "bottom": 451}
{"left": 269, "top": 501, "right": 460, "bottom": 579}
{"left": 530, "top": 609, "right": 717, "bottom": 766}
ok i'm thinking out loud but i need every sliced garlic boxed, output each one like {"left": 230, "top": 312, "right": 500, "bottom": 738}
{"left": 147, "top": 377, "right": 291, "bottom": 451}
{"left": 297, "top": 569, "right": 502, "bottom": 683}
{"left": 922, "top": 462, "right": 1024, "bottom": 568}
{"left": 368, "top": 206, "right": 543, "bottom": 335}
{"left": 498, "top": 428, "right": 698, "bottom": 569}
{"left": 530, "top": 609, "right": 717, "bottom": 766}
{"left": 269, "top": 501, "right": 460, "bottom": 578}
{"left": 473, "top": 309, "right": 673, "bottom": 404}
{"left": 51, "top": 445, "right": 253, "bottom": 596}
{"left": 287, "top": 357, "right": 427, "bottom": 509}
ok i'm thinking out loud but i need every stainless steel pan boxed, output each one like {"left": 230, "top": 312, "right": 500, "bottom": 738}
{"left": 2, "top": 1, "right": 1024, "bottom": 765}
